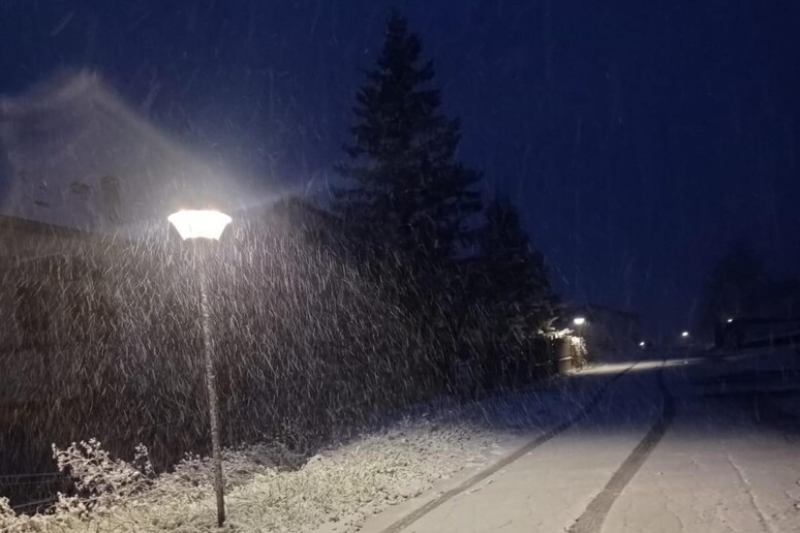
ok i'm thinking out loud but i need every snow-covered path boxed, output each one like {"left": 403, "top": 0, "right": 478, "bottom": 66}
{"left": 362, "top": 350, "right": 800, "bottom": 533}
{"left": 602, "top": 353, "right": 800, "bottom": 533}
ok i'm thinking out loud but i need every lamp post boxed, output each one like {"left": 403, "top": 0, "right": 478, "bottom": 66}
{"left": 572, "top": 316, "right": 586, "bottom": 337}
{"left": 572, "top": 317, "right": 587, "bottom": 366}
{"left": 168, "top": 209, "right": 232, "bottom": 528}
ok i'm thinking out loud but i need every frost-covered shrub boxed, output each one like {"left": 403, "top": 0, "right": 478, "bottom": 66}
{"left": 53, "top": 439, "right": 153, "bottom": 509}
{"left": 0, "top": 497, "right": 31, "bottom": 533}
{"left": 0, "top": 497, "right": 14, "bottom": 520}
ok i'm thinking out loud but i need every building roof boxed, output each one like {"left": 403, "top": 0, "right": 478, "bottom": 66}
{"left": 0, "top": 71, "right": 255, "bottom": 234}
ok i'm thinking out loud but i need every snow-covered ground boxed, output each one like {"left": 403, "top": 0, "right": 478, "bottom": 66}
{"left": 356, "top": 348, "right": 800, "bottom": 533}
{"left": 0, "top": 368, "right": 621, "bottom": 533}
{"left": 10, "top": 348, "right": 797, "bottom": 533}
{"left": 598, "top": 348, "right": 800, "bottom": 533}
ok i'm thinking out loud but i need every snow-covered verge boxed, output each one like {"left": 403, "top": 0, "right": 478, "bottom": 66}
{"left": 0, "top": 369, "right": 618, "bottom": 533}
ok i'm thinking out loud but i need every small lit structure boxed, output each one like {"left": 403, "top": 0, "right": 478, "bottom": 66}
{"left": 566, "top": 304, "right": 642, "bottom": 357}
{"left": 571, "top": 317, "right": 587, "bottom": 368}
{"left": 168, "top": 208, "right": 231, "bottom": 527}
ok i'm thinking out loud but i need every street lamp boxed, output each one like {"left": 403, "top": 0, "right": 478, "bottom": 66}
{"left": 168, "top": 209, "right": 231, "bottom": 528}
{"left": 168, "top": 210, "right": 232, "bottom": 241}
{"left": 572, "top": 317, "right": 586, "bottom": 338}
{"left": 571, "top": 317, "right": 588, "bottom": 366}
{"left": 681, "top": 331, "right": 690, "bottom": 338}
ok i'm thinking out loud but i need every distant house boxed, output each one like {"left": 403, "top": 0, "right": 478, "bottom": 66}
{"left": 567, "top": 303, "right": 643, "bottom": 358}
{"left": 719, "top": 281, "right": 800, "bottom": 349}
{"left": 0, "top": 72, "right": 256, "bottom": 419}
{"left": 0, "top": 71, "right": 253, "bottom": 233}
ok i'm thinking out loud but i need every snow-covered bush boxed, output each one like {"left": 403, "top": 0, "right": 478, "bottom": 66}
{"left": 0, "top": 497, "right": 14, "bottom": 520}
{"left": 52, "top": 439, "right": 153, "bottom": 511}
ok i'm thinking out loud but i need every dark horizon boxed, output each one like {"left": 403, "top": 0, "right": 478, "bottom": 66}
{"left": 2, "top": 0, "right": 799, "bottom": 337}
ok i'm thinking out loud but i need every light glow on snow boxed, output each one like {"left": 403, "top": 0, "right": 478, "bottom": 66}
{"left": 576, "top": 357, "right": 705, "bottom": 376}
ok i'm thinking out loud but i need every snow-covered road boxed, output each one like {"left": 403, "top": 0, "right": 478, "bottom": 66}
{"left": 362, "top": 349, "right": 800, "bottom": 533}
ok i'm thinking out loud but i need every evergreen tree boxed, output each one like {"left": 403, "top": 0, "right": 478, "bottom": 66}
{"left": 334, "top": 10, "right": 481, "bottom": 265}
{"left": 474, "top": 197, "right": 556, "bottom": 334}
{"left": 700, "top": 243, "right": 767, "bottom": 329}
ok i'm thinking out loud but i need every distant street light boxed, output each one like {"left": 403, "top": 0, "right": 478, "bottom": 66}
{"left": 168, "top": 209, "right": 232, "bottom": 528}
{"left": 639, "top": 341, "right": 646, "bottom": 348}
{"left": 681, "top": 331, "right": 690, "bottom": 338}
{"left": 727, "top": 318, "right": 734, "bottom": 324}
{"left": 572, "top": 317, "right": 587, "bottom": 357}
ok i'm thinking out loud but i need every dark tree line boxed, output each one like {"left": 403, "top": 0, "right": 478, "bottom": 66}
{"left": 700, "top": 243, "right": 800, "bottom": 345}
{"left": 331, "top": 11, "right": 558, "bottom": 389}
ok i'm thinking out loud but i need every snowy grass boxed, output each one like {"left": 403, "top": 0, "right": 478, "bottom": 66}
{"left": 1, "top": 371, "right": 613, "bottom": 533}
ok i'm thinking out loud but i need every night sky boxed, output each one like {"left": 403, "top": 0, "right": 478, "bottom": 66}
{"left": 2, "top": 0, "right": 799, "bottom": 337}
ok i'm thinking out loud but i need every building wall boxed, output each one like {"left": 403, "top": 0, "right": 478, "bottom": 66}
{"left": 0, "top": 216, "right": 109, "bottom": 406}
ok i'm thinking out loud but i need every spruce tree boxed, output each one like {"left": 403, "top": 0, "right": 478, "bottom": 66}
{"left": 475, "top": 197, "right": 556, "bottom": 334}
{"left": 334, "top": 10, "right": 481, "bottom": 266}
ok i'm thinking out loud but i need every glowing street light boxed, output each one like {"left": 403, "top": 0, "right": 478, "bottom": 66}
{"left": 726, "top": 318, "right": 734, "bottom": 324}
{"left": 572, "top": 317, "right": 588, "bottom": 359}
{"left": 639, "top": 341, "right": 646, "bottom": 348}
{"left": 681, "top": 331, "right": 690, "bottom": 338}
{"left": 169, "top": 209, "right": 231, "bottom": 528}
{"left": 168, "top": 210, "right": 232, "bottom": 241}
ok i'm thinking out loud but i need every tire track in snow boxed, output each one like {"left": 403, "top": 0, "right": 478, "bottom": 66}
{"left": 379, "top": 362, "right": 639, "bottom": 533}
{"left": 568, "top": 362, "right": 675, "bottom": 533}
